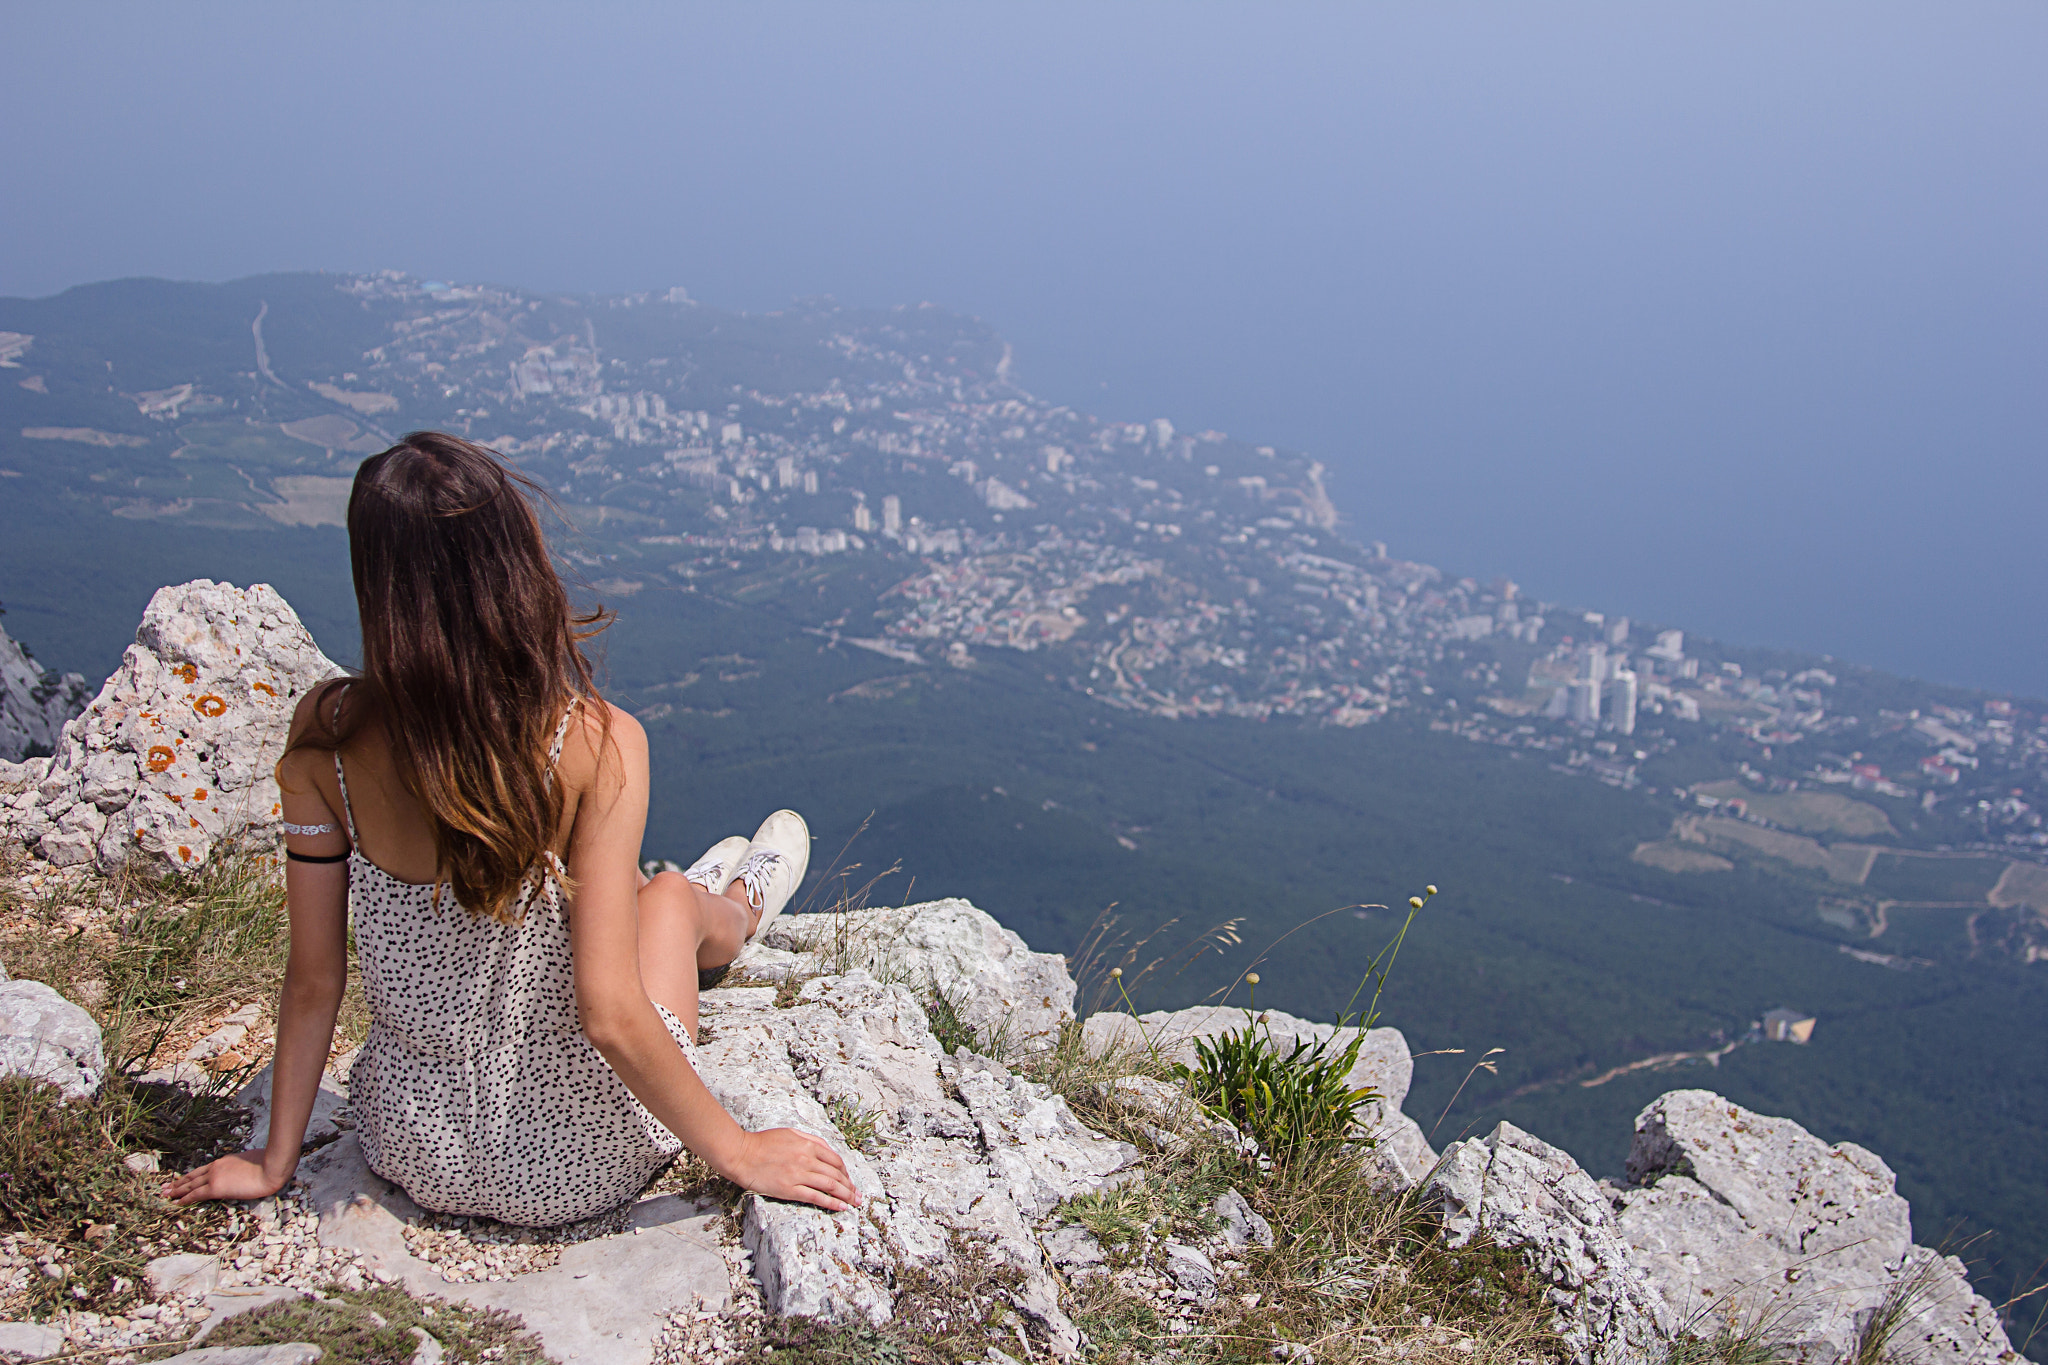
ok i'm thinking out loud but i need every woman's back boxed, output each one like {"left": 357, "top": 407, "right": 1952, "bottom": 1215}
{"left": 326, "top": 692, "right": 696, "bottom": 1226}
{"left": 295, "top": 685, "right": 592, "bottom": 890}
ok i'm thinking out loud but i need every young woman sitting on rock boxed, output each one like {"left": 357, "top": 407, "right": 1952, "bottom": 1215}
{"left": 164, "top": 432, "right": 858, "bottom": 1224}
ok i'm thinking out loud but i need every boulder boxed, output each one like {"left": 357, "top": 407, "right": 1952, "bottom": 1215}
{"left": 739, "top": 898, "right": 1078, "bottom": 1053}
{"left": 1427, "top": 1120, "right": 1671, "bottom": 1365}
{"left": 691, "top": 968, "right": 1139, "bottom": 1355}
{"left": 1083, "top": 1006, "right": 1436, "bottom": 1186}
{"left": 1619, "top": 1090, "right": 2017, "bottom": 1365}
{"left": 0, "top": 620, "right": 90, "bottom": 765}
{"left": 0, "top": 978, "right": 106, "bottom": 1099}
{"left": 0, "top": 580, "right": 340, "bottom": 874}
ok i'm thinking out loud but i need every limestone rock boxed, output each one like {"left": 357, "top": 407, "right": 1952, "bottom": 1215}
{"left": 1211, "top": 1187, "right": 1274, "bottom": 1250}
{"left": 1163, "top": 1242, "right": 1218, "bottom": 1299}
{"left": 0, "top": 619, "right": 90, "bottom": 765}
{"left": 0, "top": 1320, "right": 66, "bottom": 1362}
{"left": 161, "top": 1341, "right": 324, "bottom": 1363}
{"left": 1042, "top": 1225, "right": 1105, "bottom": 1268}
{"left": 236, "top": 1060, "right": 349, "bottom": 1148}
{"left": 299, "top": 1133, "right": 728, "bottom": 1364}
{"left": 1083, "top": 1007, "right": 1435, "bottom": 1186}
{"left": 741, "top": 898, "right": 1077, "bottom": 1053}
{"left": 190, "top": 1287, "right": 315, "bottom": 1345}
{"left": 0, "top": 978, "right": 106, "bottom": 1098}
{"left": 692, "top": 968, "right": 1138, "bottom": 1355}
{"left": 0, "top": 580, "right": 340, "bottom": 874}
{"left": 1620, "top": 1090, "right": 2017, "bottom": 1365}
{"left": 1427, "top": 1120, "right": 1671, "bottom": 1365}
{"left": 145, "top": 1252, "right": 223, "bottom": 1298}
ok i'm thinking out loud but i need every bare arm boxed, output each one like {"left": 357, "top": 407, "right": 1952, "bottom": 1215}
{"left": 566, "top": 707, "right": 857, "bottom": 1210}
{"left": 166, "top": 697, "right": 349, "bottom": 1204}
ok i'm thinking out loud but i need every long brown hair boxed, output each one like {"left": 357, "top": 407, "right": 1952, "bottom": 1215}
{"left": 287, "top": 432, "right": 610, "bottom": 920}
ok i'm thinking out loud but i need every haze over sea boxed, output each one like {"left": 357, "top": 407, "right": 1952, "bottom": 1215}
{"left": 5, "top": 3, "right": 2043, "bottom": 695}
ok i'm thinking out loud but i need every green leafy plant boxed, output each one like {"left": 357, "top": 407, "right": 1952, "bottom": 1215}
{"left": 825, "top": 1096, "right": 879, "bottom": 1153}
{"left": 1175, "top": 885, "right": 1438, "bottom": 1164}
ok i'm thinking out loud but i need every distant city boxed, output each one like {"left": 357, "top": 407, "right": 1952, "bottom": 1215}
{"left": 3, "top": 272, "right": 2042, "bottom": 855}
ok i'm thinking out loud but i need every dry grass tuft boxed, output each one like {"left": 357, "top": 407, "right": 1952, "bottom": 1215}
{"left": 0, "top": 847, "right": 369, "bottom": 1074}
{"left": 199, "top": 1280, "right": 551, "bottom": 1363}
{"left": 1056, "top": 1138, "right": 1558, "bottom": 1365}
{"left": 0, "top": 848, "right": 369, "bottom": 1321}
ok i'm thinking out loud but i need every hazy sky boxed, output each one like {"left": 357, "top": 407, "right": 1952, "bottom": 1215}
{"left": 6, "top": 4, "right": 2044, "bottom": 694}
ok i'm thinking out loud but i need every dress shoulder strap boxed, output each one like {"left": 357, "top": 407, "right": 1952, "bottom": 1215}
{"left": 544, "top": 698, "right": 579, "bottom": 788}
{"left": 333, "top": 750, "right": 360, "bottom": 847}
{"left": 329, "top": 682, "right": 360, "bottom": 847}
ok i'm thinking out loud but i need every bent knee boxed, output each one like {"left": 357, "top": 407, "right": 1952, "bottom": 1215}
{"left": 639, "top": 870, "right": 701, "bottom": 916}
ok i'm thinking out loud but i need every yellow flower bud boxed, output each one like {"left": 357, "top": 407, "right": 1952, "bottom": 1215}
{"left": 1426, "top": 885, "right": 1438, "bottom": 896}
{"left": 1110, "top": 967, "right": 1123, "bottom": 978}
{"left": 1409, "top": 896, "right": 1424, "bottom": 909}
{"left": 1245, "top": 972, "right": 1261, "bottom": 985}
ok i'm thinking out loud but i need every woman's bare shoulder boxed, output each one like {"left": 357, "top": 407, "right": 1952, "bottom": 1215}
{"left": 557, "top": 699, "right": 644, "bottom": 791}
{"left": 286, "top": 679, "right": 350, "bottom": 744}
{"left": 279, "top": 680, "right": 351, "bottom": 792}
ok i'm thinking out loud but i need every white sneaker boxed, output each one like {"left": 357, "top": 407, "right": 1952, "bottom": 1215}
{"left": 681, "top": 836, "right": 751, "bottom": 895}
{"left": 733, "top": 810, "right": 810, "bottom": 943}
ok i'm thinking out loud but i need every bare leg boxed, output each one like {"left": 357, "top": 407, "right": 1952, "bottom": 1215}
{"left": 637, "top": 871, "right": 757, "bottom": 1035}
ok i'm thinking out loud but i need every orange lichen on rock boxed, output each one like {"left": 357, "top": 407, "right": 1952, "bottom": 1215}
{"left": 193, "top": 694, "right": 228, "bottom": 717}
{"left": 146, "top": 745, "right": 176, "bottom": 772}
{"left": 252, "top": 681, "right": 277, "bottom": 697}
{"left": 175, "top": 663, "right": 198, "bottom": 684}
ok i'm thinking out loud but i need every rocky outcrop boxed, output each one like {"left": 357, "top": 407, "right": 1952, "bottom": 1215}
{"left": 738, "top": 899, "right": 1079, "bottom": 1054}
{"left": 1428, "top": 1121, "right": 1673, "bottom": 1365}
{"left": 692, "top": 970, "right": 1137, "bottom": 1354}
{"left": 0, "top": 580, "right": 339, "bottom": 873}
{"left": 0, "top": 977, "right": 106, "bottom": 1099}
{"left": 1082, "top": 1004, "right": 1436, "bottom": 1187}
{"left": 1618, "top": 1090, "right": 2017, "bottom": 1365}
{"left": 0, "top": 619, "right": 90, "bottom": 764}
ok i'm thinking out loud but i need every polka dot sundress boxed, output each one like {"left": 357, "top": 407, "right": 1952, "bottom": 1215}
{"left": 336, "top": 703, "right": 697, "bottom": 1227}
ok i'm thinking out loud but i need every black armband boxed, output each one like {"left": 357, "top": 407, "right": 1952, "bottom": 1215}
{"left": 286, "top": 849, "right": 351, "bottom": 864}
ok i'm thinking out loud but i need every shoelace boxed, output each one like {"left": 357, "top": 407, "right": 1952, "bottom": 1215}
{"left": 682, "top": 857, "right": 728, "bottom": 890}
{"left": 733, "top": 849, "right": 784, "bottom": 909}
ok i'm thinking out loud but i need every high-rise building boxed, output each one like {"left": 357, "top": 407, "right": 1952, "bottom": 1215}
{"left": 802, "top": 470, "right": 818, "bottom": 495}
{"left": 776, "top": 456, "right": 798, "bottom": 489}
{"left": 1569, "top": 678, "right": 1601, "bottom": 725}
{"left": 1648, "top": 628, "right": 1685, "bottom": 661}
{"left": 1607, "top": 616, "right": 1631, "bottom": 647}
{"left": 1609, "top": 669, "right": 1638, "bottom": 736}
{"left": 852, "top": 502, "right": 873, "bottom": 533}
{"left": 882, "top": 495, "right": 902, "bottom": 535}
